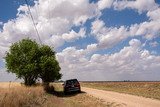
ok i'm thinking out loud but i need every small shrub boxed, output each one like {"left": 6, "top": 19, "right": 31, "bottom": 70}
{"left": 43, "top": 83, "right": 55, "bottom": 94}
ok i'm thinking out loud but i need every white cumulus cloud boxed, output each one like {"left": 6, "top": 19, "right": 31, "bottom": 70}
{"left": 0, "top": 0, "right": 99, "bottom": 58}
{"left": 57, "top": 39, "right": 160, "bottom": 80}
{"left": 113, "top": 0, "right": 158, "bottom": 14}
{"left": 98, "top": 0, "right": 114, "bottom": 10}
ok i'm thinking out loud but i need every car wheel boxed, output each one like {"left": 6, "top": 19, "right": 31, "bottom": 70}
{"left": 64, "top": 90, "right": 68, "bottom": 95}
{"left": 78, "top": 89, "right": 81, "bottom": 93}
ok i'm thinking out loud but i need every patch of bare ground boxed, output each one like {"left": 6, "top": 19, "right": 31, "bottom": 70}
{"left": 82, "top": 87, "right": 160, "bottom": 107}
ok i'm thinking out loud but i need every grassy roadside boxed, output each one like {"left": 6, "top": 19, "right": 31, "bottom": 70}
{"left": 0, "top": 84, "right": 63, "bottom": 107}
{"left": 81, "top": 82, "right": 160, "bottom": 100}
{"left": 0, "top": 82, "right": 107, "bottom": 107}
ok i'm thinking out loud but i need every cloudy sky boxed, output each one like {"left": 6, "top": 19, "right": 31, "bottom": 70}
{"left": 0, "top": 0, "right": 160, "bottom": 81}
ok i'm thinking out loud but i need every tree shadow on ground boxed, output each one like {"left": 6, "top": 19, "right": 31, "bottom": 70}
{"left": 52, "top": 91, "right": 86, "bottom": 97}
{"left": 44, "top": 85, "right": 86, "bottom": 97}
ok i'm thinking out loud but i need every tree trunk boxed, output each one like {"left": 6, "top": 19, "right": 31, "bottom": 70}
{"left": 24, "top": 76, "right": 36, "bottom": 86}
{"left": 43, "top": 82, "right": 49, "bottom": 92}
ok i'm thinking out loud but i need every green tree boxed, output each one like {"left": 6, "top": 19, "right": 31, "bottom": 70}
{"left": 5, "top": 38, "right": 61, "bottom": 86}
{"left": 39, "top": 45, "right": 62, "bottom": 83}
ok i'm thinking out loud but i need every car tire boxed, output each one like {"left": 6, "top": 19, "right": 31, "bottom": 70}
{"left": 78, "top": 89, "right": 81, "bottom": 93}
{"left": 64, "top": 90, "right": 68, "bottom": 95}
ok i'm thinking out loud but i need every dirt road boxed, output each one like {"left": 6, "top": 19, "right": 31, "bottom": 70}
{"left": 82, "top": 87, "right": 160, "bottom": 107}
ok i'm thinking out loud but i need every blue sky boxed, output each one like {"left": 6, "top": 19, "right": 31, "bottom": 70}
{"left": 0, "top": 0, "right": 160, "bottom": 81}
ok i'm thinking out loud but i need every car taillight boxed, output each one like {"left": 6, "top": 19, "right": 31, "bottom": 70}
{"left": 75, "top": 83, "right": 80, "bottom": 86}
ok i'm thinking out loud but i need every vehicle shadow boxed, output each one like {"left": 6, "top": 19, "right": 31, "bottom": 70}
{"left": 52, "top": 90, "right": 86, "bottom": 97}
{"left": 44, "top": 84, "right": 85, "bottom": 97}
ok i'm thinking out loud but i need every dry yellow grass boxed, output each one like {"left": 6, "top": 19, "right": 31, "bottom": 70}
{"left": 0, "top": 82, "right": 107, "bottom": 107}
{"left": 0, "top": 82, "right": 21, "bottom": 88}
{"left": 0, "top": 84, "right": 62, "bottom": 107}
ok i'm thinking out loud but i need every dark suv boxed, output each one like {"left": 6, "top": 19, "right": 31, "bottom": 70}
{"left": 63, "top": 79, "right": 81, "bottom": 94}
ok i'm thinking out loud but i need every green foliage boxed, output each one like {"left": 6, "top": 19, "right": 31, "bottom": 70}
{"left": 39, "top": 45, "right": 61, "bottom": 83}
{"left": 5, "top": 38, "right": 61, "bottom": 86}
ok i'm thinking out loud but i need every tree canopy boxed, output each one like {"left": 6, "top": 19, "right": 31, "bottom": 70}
{"left": 39, "top": 45, "right": 61, "bottom": 83}
{"left": 5, "top": 38, "right": 61, "bottom": 86}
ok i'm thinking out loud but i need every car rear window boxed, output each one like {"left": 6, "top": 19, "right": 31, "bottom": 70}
{"left": 66, "top": 79, "right": 79, "bottom": 85}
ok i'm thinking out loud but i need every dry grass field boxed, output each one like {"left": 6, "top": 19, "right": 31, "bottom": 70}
{"left": 0, "top": 82, "right": 107, "bottom": 107}
{"left": 2, "top": 82, "right": 159, "bottom": 107}
{"left": 81, "top": 81, "right": 160, "bottom": 100}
